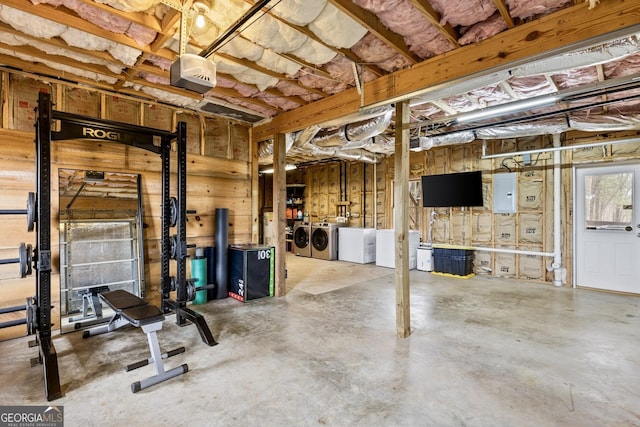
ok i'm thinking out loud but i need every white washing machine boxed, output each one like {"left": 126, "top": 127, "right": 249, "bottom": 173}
{"left": 310, "top": 223, "right": 340, "bottom": 260}
{"left": 293, "top": 223, "right": 311, "bottom": 257}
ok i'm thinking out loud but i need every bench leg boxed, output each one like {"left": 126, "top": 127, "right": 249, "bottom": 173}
{"left": 82, "top": 314, "right": 128, "bottom": 338}
{"left": 130, "top": 322, "right": 188, "bottom": 393}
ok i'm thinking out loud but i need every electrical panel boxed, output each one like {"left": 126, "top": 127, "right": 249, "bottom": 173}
{"left": 493, "top": 172, "right": 517, "bottom": 213}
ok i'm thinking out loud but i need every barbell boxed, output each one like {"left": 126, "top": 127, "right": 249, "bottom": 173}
{"left": 0, "top": 242, "right": 33, "bottom": 278}
{"left": 0, "top": 192, "right": 37, "bottom": 232}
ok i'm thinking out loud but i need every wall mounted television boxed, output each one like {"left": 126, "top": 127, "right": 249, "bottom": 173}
{"left": 421, "top": 171, "right": 483, "bottom": 207}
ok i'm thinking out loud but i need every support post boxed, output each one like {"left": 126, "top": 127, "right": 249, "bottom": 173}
{"left": 273, "top": 133, "right": 287, "bottom": 296}
{"left": 394, "top": 101, "right": 411, "bottom": 338}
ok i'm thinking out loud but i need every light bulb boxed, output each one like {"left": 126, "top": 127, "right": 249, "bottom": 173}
{"left": 195, "top": 14, "right": 206, "bottom": 29}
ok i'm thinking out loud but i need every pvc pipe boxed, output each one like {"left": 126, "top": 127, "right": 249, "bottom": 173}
{"left": 552, "top": 134, "right": 563, "bottom": 286}
{"left": 469, "top": 246, "right": 555, "bottom": 257}
{"left": 481, "top": 136, "right": 639, "bottom": 159}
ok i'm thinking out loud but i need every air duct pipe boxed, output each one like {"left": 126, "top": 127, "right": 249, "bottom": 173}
{"left": 257, "top": 133, "right": 295, "bottom": 164}
{"left": 312, "top": 110, "right": 393, "bottom": 148}
{"left": 258, "top": 107, "right": 394, "bottom": 163}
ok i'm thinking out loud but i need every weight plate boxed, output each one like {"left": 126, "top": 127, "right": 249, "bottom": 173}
{"left": 169, "top": 235, "right": 177, "bottom": 259}
{"left": 25, "top": 297, "right": 37, "bottom": 335}
{"left": 185, "top": 279, "right": 196, "bottom": 302}
{"left": 169, "top": 196, "right": 177, "bottom": 228}
{"left": 26, "top": 192, "right": 36, "bottom": 232}
{"left": 18, "top": 242, "right": 32, "bottom": 278}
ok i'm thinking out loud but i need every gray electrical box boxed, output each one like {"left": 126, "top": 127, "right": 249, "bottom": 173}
{"left": 493, "top": 173, "right": 517, "bottom": 213}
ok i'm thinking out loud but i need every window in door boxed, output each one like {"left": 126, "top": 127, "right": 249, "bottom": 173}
{"left": 584, "top": 172, "right": 633, "bottom": 230}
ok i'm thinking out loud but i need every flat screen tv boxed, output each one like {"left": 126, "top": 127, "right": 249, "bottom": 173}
{"left": 421, "top": 171, "right": 483, "bottom": 207}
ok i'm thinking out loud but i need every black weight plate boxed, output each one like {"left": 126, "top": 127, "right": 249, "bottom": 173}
{"left": 26, "top": 192, "right": 36, "bottom": 232}
{"left": 19, "top": 242, "right": 31, "bottom": 278}
{"left": 169, "top": 196, "right": 177, "bottom": 228}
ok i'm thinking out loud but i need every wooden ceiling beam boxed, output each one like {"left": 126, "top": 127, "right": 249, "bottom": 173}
{"left": 492, "top": 0, "right": 515, "bottom": 28}
{"left": 254, "top": 0, "right": 640, "bottom": 140}
{"left": 328, "top": 0, "right": 420, "bottom": 64}
{"left": 408, "top": 0, "right": 460, "bottom": 48}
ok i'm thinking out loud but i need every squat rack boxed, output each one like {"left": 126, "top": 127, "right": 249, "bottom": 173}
{"left": 33, "top": 92, "right": 216, "bottom": 401}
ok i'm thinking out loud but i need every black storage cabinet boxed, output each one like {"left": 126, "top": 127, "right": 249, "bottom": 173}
{"left": 228, "top": 244, "right": 275, "bottom": 302}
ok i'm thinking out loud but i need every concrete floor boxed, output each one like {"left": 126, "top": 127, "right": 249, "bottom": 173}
{"left": 0, "top": 254, "right": 639, "bottom": 426}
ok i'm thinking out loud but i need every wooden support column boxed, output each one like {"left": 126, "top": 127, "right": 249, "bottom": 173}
{"left": 250, "top": 130, "right": 259, "bottom": 243}
{"left": 394, "top": 101, "right": 411, "bottom": 338}
{"left": 273, "top": 133, "right": 287, "bottom": 296}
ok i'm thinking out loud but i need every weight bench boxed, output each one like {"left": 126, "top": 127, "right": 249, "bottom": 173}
{"left": 83, "top": 289, "right": 188, "bottom": 393}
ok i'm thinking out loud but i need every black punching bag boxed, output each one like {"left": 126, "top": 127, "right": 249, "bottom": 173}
{"left": 215, "top": 208, "right": 229, "bottom": 299}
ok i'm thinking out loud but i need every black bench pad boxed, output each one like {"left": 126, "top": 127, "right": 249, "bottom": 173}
{"left": 100, "top": 289, "right": 146, "bottom": 311}
{"left": 122, "top": 304, "right": 164, "bottom": 327}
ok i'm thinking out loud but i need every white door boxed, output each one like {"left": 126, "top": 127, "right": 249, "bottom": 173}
{"left": 575, "top": 163, "right": 640, "bottom": 293}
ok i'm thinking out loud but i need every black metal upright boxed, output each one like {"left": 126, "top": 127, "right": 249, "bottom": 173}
{"left": 176, "top": 121, "right": 188, "bottom": 312}
{"left": 35, "top": 92, "right": 62, "bottom": 401}
{"left": 160, "top": 132, "right": 172, "bottom": 310}
{"left": 163, "top": 122, "right": 217, "bottom": 346}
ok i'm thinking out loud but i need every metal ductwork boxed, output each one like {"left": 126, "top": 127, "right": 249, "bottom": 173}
{"left": 262, "top": 106, "right": 394, "bottom": 164}
{"left": 312, "top": 110, "right": 393, "bottom": 148}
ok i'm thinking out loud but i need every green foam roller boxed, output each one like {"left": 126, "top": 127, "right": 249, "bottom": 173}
{"left": 191, "top": 248, "right": 208, "bottom": 305}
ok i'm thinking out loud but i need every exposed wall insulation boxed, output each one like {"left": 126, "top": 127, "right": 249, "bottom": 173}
{"left": 571, "top": 145, "right": 606, "bottom": 161}
{"left": 495, "top": 213, "right": 517, "bottom": 244}
{"left": 518, "top": 170, "right": 544, "bottom": 211}
{"left": 518, "top": 213, "right": 544, "bottom": 244}
{"left": 495, "top": 247, "right": 517, "bottom": 278}
{"left": 519, "top": 249, "right": 544, "bottom": 280}
{"left": 472, "top": 212, "right": 492, "bottom": 243}
{"left": 62, "top": 86, "right": 100, "bottom": 117}
{"left": 474, "top": 251, "right": 493, "bottom": 275}
{"left": 105, "top": 95, "right": 140, "bottom": 125}
{"left": 612, "top": 141, "right": 640, "bottom": 156}
{"left": 143, "top": 103, "right": 173, "bottom": 131}
{"left": 204, "top": 116, "right": 230, "bottom": 158}
{"left": 9, "top": 74, "right": 53, "bottom": 132}
{"left": 451, "top": 211, "right": 472, "bottom": 245}
{"left": 230, "top": 124, "right": 250, "bottom": 162}
{"left": 176, "top": 111, "right": 202, "bottom": 155}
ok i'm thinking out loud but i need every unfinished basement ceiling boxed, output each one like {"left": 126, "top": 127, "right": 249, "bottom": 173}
{"left": 1, "top": 0, "right": 640, "bottom": 164}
